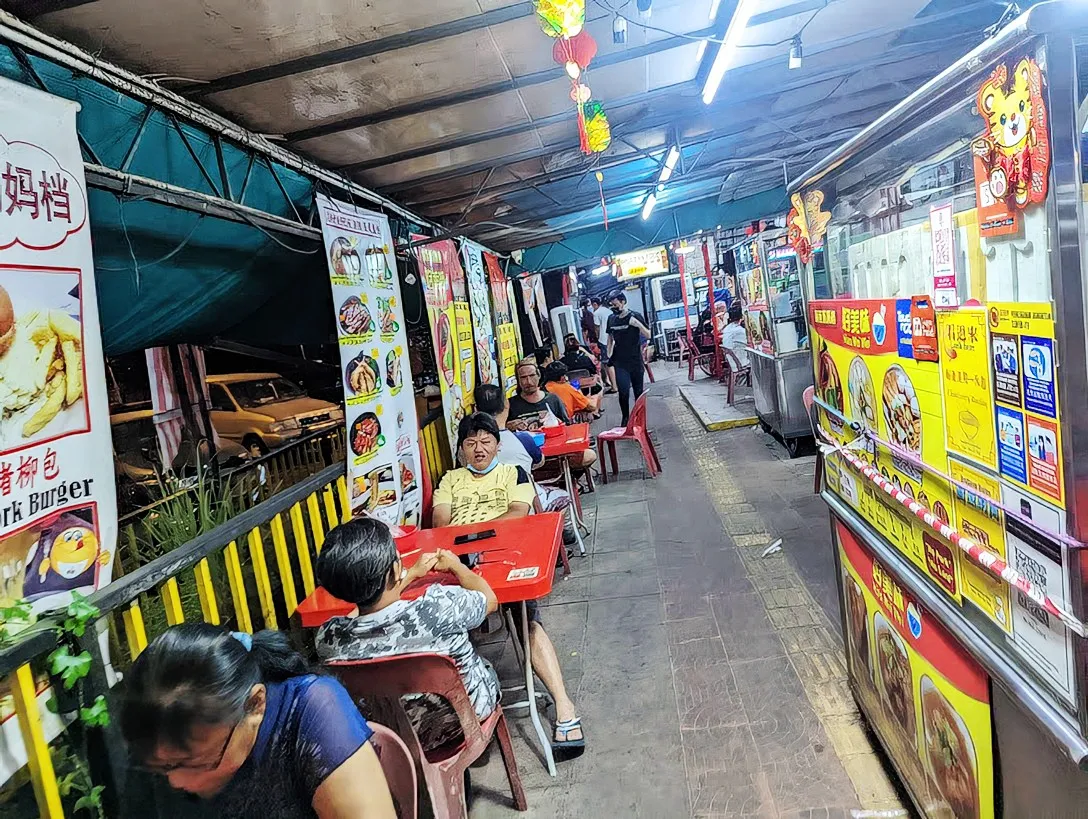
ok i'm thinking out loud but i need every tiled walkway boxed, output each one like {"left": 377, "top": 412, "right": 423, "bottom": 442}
{"left": 469, "top": 369, "right": 906, "bottom": 818}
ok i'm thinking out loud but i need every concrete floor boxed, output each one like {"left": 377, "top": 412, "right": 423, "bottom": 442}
{"left": 468, "top": 369, "right": 907, "bottom": 819}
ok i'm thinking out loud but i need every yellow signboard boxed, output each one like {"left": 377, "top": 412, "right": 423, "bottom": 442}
{"left": 939, "top": 309, "right": 997, "bottom": 470}
{"left": 497, "top": 323, "right": 520, "bottom": 397}
{"left": 614, "top": 246, "right": 669, "bottom": 279}
{"left": 454, "top": 301, "right": 475, "bottom": 411}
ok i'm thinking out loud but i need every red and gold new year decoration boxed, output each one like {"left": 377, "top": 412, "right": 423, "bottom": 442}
{"left": 972, "top": 57, "right": 1050, "bottom": 211}
{"left": 534, "top": 0, "right": 585, "bottom": 37}
{"left": 788, "top": 190, "right": 831, "bottom": 264}
{"left": 553, "top": 29, "right": 596, "bottom": 79}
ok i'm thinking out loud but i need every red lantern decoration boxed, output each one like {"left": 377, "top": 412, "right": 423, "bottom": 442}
{"left": 553, "top": 31, "right": 598, "bottom": 77}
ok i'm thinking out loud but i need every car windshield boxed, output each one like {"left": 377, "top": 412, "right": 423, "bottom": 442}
{"left": 111, "top": 418, "right": 158, "bottom": 466}
{"left": 228, "top": 378, "right": 304, "bottom": 408}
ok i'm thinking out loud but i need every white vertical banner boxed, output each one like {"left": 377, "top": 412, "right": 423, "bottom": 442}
{"left": 317, "top": 195, "right": 422, "bottom": 527}
{"left": 930, "top": 203, "right": 958, "bottom": 307}
{"left": 0, "top": 77, "right": 117, "bottom": 616}
{"left": 460, "top": 240, "right": 499, "bottom": 388}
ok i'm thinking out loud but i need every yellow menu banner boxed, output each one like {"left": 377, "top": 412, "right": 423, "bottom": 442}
{"left": 939, "top": 310, "right": 997, "bottom": 470}
{"left": 496, "top": 323, "right": 520, "bottom": 397}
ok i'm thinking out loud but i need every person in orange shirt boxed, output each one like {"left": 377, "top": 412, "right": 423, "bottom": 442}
{"left": 543, "top": 361, "right": 601, "bottom": 422}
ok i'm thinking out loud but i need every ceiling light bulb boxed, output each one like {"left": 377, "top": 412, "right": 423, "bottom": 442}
{"left": 613, "top": 15, "right": 628, "bottom": 44}
{"left": 565, "top": 60, "right": 581, "bottom": 79}
{"left": 789, "top": 36, "right": 803, "bottom": 70}
{"left": 703, "top": 0, "right": 757, "bottom": 105}
{"left": 641, "top": 192, "right": 658, "bottom": 221}
{"left": 708, "top": 0, "right": 722, "bottom": 21}
{"left": 657, "top": 182, "right": 666, "bottom": 191}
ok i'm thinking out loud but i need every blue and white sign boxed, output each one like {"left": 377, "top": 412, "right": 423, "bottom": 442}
{"left": 906, "top": 602, "right": 923, "bottom": 639}
{"left": 996, "top": 405, "right": 1028, "bottom": 484}
{"left": 1021, "top": 336, "right": 1056, "bottom": 418}
{"left": 895, "top": 298, "right": 913, "bottom": 359}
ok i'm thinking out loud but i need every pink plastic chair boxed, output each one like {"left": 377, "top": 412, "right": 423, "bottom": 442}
{"left": 370, "top": 721, "right": 419, "bottom": 818}
{"left": 803, "top": 385, "right": 821, "bottom": 493}
{"left": 597, "top": 393, "right": 662, "bottom": 483}
{"left": 329, "top": 654, "right": 527, "bottom": 818}
{"left": 719, "top": 347, "right": 752, "bottom": 405}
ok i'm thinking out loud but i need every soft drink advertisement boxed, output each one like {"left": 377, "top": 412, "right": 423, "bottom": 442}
{"left": 0, "top": 79, "right": 118, "bottom": 617}
{"left": 319, "top": 196, "right": 422, "bottom": 527}
{"left": 837, "top": 519, "right": 994, "bottom": 819}
{"left": 809, "top": 299, "right": 959, "bottom": 600}
{"left": 988, "top": 303, "right": 1063, "bottom": 507}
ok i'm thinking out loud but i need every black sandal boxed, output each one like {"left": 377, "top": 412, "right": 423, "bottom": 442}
{"left": 552, "top": 717, "right": 586, "bottom": 760}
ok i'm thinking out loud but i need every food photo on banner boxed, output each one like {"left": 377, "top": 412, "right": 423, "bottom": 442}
{"left": 318, "top": 195, "right": 421, "bottom": 527}
{"left": 461, "top": 240, "right": 499, "bottom": 388}
{"left": 413, "top": 236, "right": 465, "bottom": 458}
{"left": 0, "top": 78, "right": 117, "bottom": 618}
{"left": 484, "top": 251, "right": 520, "bottom": 396}
{"left": 809, "top": 298, "right": 961, "bottom": 601}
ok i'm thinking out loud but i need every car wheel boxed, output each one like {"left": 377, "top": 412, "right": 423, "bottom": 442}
{"left": 243, "top": 435, "right": 268, "bottom": 458}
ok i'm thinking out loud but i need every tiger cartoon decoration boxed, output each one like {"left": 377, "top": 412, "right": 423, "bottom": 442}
{"left": 972, "top": 57, "right": 1050, "bottom": 209}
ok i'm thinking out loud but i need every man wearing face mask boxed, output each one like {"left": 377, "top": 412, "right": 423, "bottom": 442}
{"left": 606, "top": 291, "right": 651, "bottom": 427}
{"left": 430, "top": 413, "right": 586, "bottom": 756}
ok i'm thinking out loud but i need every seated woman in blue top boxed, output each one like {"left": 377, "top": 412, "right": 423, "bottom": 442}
{"left": 121, "top": 624, "right": 395, "bottom": 819}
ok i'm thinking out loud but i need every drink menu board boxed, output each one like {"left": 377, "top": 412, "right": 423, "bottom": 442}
{"left": 0, "top": 79, "right": 118, "bottom": 616}
{"left": 318, "top": 195, "right": 422, "bottom": 526}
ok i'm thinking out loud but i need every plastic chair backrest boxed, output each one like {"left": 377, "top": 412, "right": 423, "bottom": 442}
{"left": 802, "top": 385, "right": 815, "bottom": 413}
{"left": 628, "top": 392, "right": 649, "bottom": 435}
{"left": 722, "top": 347, "right": 747, "bottom": 375}
{"left": 369, "top": 721, "right": 418, "bottom": 819}
{"left": 418, "top": 438, "right": 433, "bottom": 528}
{"left": 329, "top": 654, "right": 483, "bottom": 746}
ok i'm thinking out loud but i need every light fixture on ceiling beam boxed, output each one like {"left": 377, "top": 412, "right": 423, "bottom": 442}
{"left": 613, "top": 15, "right": 628, "bottom": 44}
{"left": 658, "top": 145, "right": 680, "bottom": 183}
{"left": 702, "top": 0, "right": 757, "bottom": 105}
{"left": 708, "top": 0, "right": 722, "bottom": 21}
{"left": 696, "top": 39, "right": 707, "bottom": 63}
{"left": 789, "top": 35, "right": 803, "bottom": 70}
{"left": 641, "top": 191, "right": 658, "bottom": 220}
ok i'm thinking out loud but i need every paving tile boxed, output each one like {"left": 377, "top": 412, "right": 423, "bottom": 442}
{"left": 540, "top": 573, "right": 591, "bottom": 607}
{"left": 663, "top": 588, "right": 713, "bottom": 622}
{"left": 590, "top": 549, "right": 655, "bottom": 576}
{"left": 731, "top": 655, "right": 805, "bottom": 724}
{"left": 669, "top": 636, "right": 729, "bottom": 670}
{"left": 681, "top": 725, "right": 772, "bottom": 817}
{"left": 588, "top": 564, "right": 660, "bottom": 599}
{"left": 665, "top": 615, "right": 720, "bottom": 646}
{"left": 673, "top": 661, "right": 746, "bottom": 730}
{"left": 709, "top": 592, "right": 787, "bottom": 663}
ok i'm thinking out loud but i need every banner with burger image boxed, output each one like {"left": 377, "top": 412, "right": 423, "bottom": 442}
{"left": 837, "top": 519, "right": 994, "bottom": 819}
{"left": 413, "top": 236, "right": 466, "bottom": 459}
{"left": 318, "top": 196, "right": 422, "bottom": 527}
{"left": 809, "top": 298, "right": 962, "bottom": 603}
{"left": 0, "top": 79, "right": 118, "bottom": 618}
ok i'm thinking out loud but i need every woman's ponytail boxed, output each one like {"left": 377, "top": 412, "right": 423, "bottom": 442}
{"left": 249, "top": 630, "right": 315, "bottom": 683}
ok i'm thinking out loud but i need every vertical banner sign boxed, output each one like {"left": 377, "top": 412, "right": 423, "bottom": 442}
{"left": 444, "top": 247, "right": 476, "bottom": 412}
{"left": 929, "top": 204, "right": 958, "bottom": 307}
{"left": 461, "top": 241, "right": 499, "bottom": 388}
{"left": 318, "top": 196, "right": 422, "bottom": 526}
{"left": 0, "top": 79, "right": 117, "bottom": 616}
{"left": 413, "top": 237, "right": 463, "bottom": 458}
{"left": 837, "top": 520, "right": 995, "bottom": 819}
{"left": 938, "top": 309, "right": 997, "bottom": 470}
{"left": 484, "top": 252, "right": 520, "bottom": 396}
{"left": 988, "top": 303, "right": 1063, "bottom": 507}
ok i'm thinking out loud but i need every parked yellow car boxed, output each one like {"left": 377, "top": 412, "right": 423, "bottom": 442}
{"left": 207, "top": 373, "right": 344, "bottom": 456}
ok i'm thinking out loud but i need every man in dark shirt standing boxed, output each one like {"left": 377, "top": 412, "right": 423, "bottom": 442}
{"left": 606, "top": 291, "right": 651, "bottom": 427}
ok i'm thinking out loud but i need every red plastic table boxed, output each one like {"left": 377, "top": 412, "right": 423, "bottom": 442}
{"left": 538, "top": 423, "right": 591, "bottom": 553}
{"left": 295, "top": 514, "right": 564, "bottom": 775}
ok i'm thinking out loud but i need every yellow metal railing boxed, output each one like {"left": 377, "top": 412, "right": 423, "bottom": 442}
{"left": 0, "top": 415, "right": 448, "bottom": 817}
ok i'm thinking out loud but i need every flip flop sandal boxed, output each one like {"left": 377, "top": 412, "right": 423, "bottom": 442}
{"left": 552, "top": 718, "right": 586, "bottom": 760}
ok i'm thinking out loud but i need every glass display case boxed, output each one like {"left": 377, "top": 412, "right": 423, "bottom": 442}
{"left": 792, "top": 4, "right": 1088, "bottom": 815}
{"left": 730, "top": 230, "right": 813, "bottom": 452}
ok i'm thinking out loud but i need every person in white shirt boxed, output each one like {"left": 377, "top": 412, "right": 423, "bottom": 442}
{"left": 720, "top": 303, "right": 749, "bottom": 370}
{"left": 590, "top": 297, "right": 616, "bottom": 393}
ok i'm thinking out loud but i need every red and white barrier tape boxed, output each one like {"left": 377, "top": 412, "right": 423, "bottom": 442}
{"left": 818, "top": 430, "right": 1085, "bottom": 637}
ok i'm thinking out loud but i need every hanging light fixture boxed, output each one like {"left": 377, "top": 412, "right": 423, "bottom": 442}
{"left": 641, "top": 191, "right": 658, "bottom": 220}
{"left": 658, "top": 145, "right": 680, "bottom": 183}
{"left": 789, "top": 35, "right": 803, "bottom": 70}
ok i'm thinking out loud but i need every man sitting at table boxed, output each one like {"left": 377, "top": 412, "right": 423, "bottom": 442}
{"left": 431, "top": 413, "right": 586, "bottom": 756}
{"left": 543, "top": 361, "right": 601, "bottom": 421}
{"left": 506, "top": 358, "right": 597, "bottom": 470}
{"left": 315, "top": 517, "right": 500, "bottom": 753}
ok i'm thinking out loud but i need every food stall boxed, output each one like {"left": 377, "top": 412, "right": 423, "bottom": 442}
{"left": 729, "top": 230, "right": 812, "bottom": 454}
{"left": 794, "top": 4, "right": 1088, "bottom": 815}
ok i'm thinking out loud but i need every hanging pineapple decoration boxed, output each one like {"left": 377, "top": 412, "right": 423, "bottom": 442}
{"left": 534, "top": 0, "right": 585, "bottom": 37}
{"left": 582, "top": 99, "right": 612, "bottom": 154}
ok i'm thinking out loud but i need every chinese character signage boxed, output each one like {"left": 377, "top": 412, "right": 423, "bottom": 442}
{"left": 613, "top": 246, "right": 668, "bottom": 279}
{"left": 988, "top": 303, "right": 1063, "bottom": 507}
{"left": 318, "top": 196, "right": 422, "bottom": 527}
{"left": 0, "top": 78, "right": 117, "bottom": 615}
{"left": 837, "top": 519, "right": 995, "bottom": 819}
{"left": 929, "top": 204, "right": 958, "bottom": 307}
{"left": 949, "top": 459, "right": 1011, "bottom": 633}
{"left": 460, "top": 241, "right": 499, "bottom": 388}
{"left": 484, "top": 251, "right": 520, "bottom": 397}
{"left": 938, "top": 309, "right": 996, "bottom": 470}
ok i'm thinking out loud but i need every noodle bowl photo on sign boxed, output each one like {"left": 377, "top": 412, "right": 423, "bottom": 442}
{"left": 848, "top": 356, "right": 878, "bottom": 430}
{"left": 921, "top": 676, "right": 979, "bottom": 819}
{"left": 882, "top": 365, "right": 922, "bottom": 454}
{"left": 875, "top": 613, "right": 917, "bottom": 750}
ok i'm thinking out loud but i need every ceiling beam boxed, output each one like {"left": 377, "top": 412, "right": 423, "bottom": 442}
{"left": 376, "top": 26, "right": 980, "bottom": 194}
{"left": 187, "top": 2, "right": 535, "bottom": 97}
{"left": 337, "top": 81, "right": 695, "bottom": 174}
{"left": 286, "top": 28, "right": 713, "bottom": 144}
{"left": 748, "top": 0, "right": 829, "bottom": 28}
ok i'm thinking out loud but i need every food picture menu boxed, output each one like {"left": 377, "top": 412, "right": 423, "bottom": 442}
{"left": 318, "top": 196, "right": 421, "bottom": 527}
{"left": 461, "top": 241, "right": 499, "bottom": 387}
{"left": 484, "top": 251, "right": 520, "bottom": 396}
{"left": 0, "top": 79, "right": 118, "bottom": 616}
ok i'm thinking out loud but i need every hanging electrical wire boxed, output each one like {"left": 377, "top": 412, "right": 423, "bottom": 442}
{"left": 97, "top": 211, "right": 206, "bottom": 271}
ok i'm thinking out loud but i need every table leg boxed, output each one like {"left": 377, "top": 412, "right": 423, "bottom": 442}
{"left": 568, "top": 507, "right": 587, "bottom": 556}
{"left": 563, "top": 457, "right": 588, "bottom": 536}
{"left": 520, "top": 601, "right": 557, "bottom": 776}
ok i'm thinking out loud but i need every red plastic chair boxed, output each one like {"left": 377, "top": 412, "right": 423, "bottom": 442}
{"left": 329, "top": 654, "right": 527, "bottom": 818}
{"left": 719, "top": 347, "right": 752, "bottom": 406}
{"left": 370, "top": 721, "right": 419, "bottom": 819}
{"left": 677, "top": 334, "right": 712, "bottom": 382}
{"left": 597, "top": 393, "right": 661, "bottom": 483}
